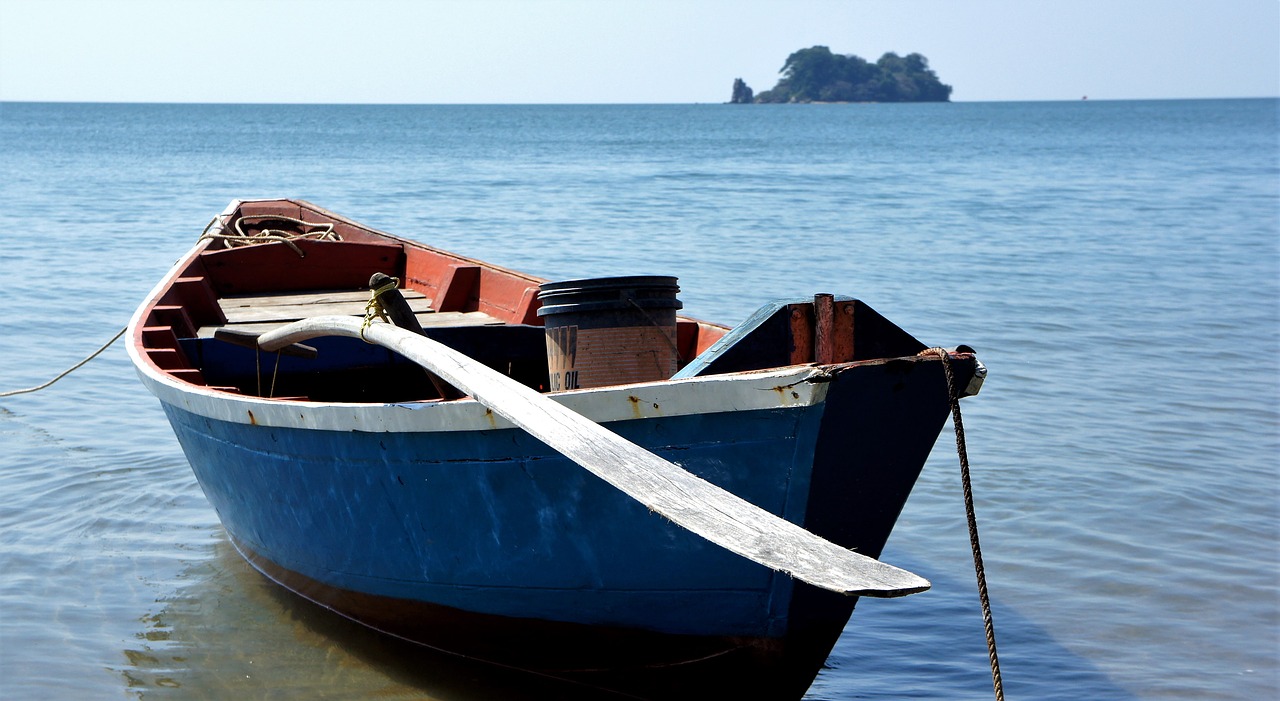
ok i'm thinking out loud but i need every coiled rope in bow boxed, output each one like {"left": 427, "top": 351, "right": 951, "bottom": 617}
{"left": 199, "top": 214, "right": 342, "bottom": 257}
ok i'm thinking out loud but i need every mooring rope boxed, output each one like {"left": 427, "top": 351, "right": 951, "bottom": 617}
{"left": 0, "top": 326, "right": 128, "bottom": 398}
{"left": 4, "top": 216, "right": 339, "bottom": 398}
{"left": 928, "top": 347, "right": 1006, "bottom": 701}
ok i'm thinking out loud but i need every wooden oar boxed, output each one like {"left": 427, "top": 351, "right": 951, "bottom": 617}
{"left": 258, "top": 316, "right": 930, "bottom": 598}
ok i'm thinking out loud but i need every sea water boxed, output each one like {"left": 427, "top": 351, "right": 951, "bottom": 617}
{"left": 0, "top": 99, "right": 1276, "bottom": 700}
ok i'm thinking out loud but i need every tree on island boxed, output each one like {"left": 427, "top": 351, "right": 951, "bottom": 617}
{"left": 733, "top": 46, "right": 952, "bottom": 103}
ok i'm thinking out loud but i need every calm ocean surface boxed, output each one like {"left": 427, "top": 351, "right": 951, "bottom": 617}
{"left": 0, "top": 100, "right": 1276, "bottom": 700}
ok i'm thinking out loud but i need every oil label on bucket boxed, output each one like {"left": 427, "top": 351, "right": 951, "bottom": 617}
{"left": 545, "top": 323, "right": 677, "bottom": 391}
{"left": 546, "top": 324, "right": 579, "bottom": 391}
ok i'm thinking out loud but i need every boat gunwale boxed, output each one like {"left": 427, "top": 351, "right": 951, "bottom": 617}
{"left": 127, "top": 198, "right": 969, "bottom": 434}
{"left": 133, "top": 354, "right": 836, "bottom": 432}
{"left": 125, "top": 219, "right": 831, "bottom": 433}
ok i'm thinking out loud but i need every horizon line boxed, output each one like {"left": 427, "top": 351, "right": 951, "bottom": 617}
{"left": 3, "top": 96, "right": 1277, "bottom": 107}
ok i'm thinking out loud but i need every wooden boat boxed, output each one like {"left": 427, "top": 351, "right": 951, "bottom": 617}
{"left": 127, "top": 198, "right": 985, "bottom": 699}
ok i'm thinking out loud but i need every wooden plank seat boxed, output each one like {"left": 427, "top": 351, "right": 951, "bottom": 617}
{"left": 197, "top": 288, "right": 505, "bottom": 340}
{"left": 184, "top": 287, "right": 542, "bottom": 401}
{"left": 219, "top": 289, "right": 433, "bottom": 324}
{"left": 198, "top": 311, "right": 504, "bottom": 340}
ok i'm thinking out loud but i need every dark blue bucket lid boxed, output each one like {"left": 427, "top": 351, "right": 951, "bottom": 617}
{"left": 537, "top": 276, "right": 682, "bottom": 317}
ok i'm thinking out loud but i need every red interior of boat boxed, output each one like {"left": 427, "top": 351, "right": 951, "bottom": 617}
{"left": 135, "top": 201, "right": 730, "bottom": 399}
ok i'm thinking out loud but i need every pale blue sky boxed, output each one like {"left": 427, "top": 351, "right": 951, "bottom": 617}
{"left": 1, "top": 0, "right": 1276, "bottom": 103}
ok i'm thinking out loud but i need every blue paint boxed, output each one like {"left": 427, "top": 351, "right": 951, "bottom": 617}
{"left": 163, "top": 401, "right": 824, "bottom": 638}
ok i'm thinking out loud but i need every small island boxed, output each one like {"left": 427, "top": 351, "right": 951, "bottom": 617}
{"left": 731, "top": 46, "right": 952, "bottom": 103}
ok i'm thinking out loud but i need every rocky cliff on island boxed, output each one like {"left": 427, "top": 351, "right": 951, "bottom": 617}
{"left": 731, "top": 46, "right": 952, "bottom": 103}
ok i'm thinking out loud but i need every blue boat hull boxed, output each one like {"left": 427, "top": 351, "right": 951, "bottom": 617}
{"left": 154, "top": 355, "right": 965, "bottom": 695}
{"left": 164, "top": 402, "right": 818, "bottom": 637}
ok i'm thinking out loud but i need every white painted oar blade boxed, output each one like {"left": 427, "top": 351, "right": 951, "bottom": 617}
{"left": 259, "top": 316, "right": 930, "bottom": 597}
